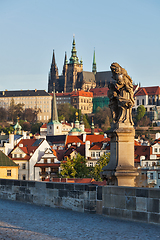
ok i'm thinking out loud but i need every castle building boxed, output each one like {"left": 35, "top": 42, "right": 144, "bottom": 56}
{"left": 0, "top": 90, "right": 52, "bottom": 122}
{"left": 48, "top": 37, "right": 112, "bottom": 93}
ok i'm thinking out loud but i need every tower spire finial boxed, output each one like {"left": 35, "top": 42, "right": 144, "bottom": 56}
{"left": 92, "top": 48, "right": 97, "bottom": 75}
{"left": 69, "top": 35, "right": 79, "bottom": 64}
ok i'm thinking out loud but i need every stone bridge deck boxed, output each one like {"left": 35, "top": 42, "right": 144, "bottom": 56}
{"left": 0, "top": 199, "right": 159, "bottom": 240}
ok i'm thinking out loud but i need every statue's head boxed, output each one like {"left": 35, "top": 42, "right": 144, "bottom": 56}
{"left": 110, "top": 62, "right": 121, "bottom": 75}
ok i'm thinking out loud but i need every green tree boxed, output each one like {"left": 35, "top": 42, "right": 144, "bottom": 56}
{"left": 60, "top": 157, "right": 77, "bottom": 178}
{"left": 58, "top": 103, "right": 82, "bottom": 123}
{"left": 0, "top": 107, "right": 7, "bottom": 121}
{"left": 3, "top": 126, "right": 14, "bottom": 134}
{"left": 83, "top": 114, "right": 90, "bottom": 128}
{"left": 136, "top": 105, "right": 146, "bottom": 122}
{"left": 31, "top": 122, "right": 42, "bottom": 134}
{"left": 93, "top": 153, "right": 110, "bottom": 181}
{"left": 8, "top": 98, "right": 24, "bottom": 122}
{"left": 94, "top": 106, "right": 112, "bottom": 128}
{"left": 60, "top": 154, "right": 89, "bottom": 178}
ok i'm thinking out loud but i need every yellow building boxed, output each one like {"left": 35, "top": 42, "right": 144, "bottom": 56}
{"left": 0, "top": 90, "right": 52, "bottom": 123}
{"left": 0, "top": 150, "right": 19, "bottom": 179}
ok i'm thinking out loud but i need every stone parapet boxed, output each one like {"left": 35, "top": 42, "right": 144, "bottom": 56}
{"left": 102, "top": 186, "right": 160, "bottom": 224}
{"left": 0, "top": 179, "right": 160, "bottom": 224}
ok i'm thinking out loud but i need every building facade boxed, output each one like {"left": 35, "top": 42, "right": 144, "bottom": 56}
{"left": 0, "top": 90, "right": 52, "bottom": 122}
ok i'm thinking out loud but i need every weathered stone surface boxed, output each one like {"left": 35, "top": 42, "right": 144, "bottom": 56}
{"left": 103, "top": 186, "right": 111, "bottom": 195}
{"left": 96, "top": 200, "right": 102, "bottom": 214}
{"left": 126, "top": 196, "right": 136, "bottom": 210}
{"left": 132, "top": 211, "right": 148, "bottom": 221}
{"left": 114, "top": 195, "right": 126, "bottom": 209}
{"left": 102, "top": 207, "right": 110, "bottom": 215}
{"left": 74, "top": 184, "right": 86, "bottom": 191}
{"left": 136, "top": 197, "right": 147, "bottom": 212}
{"left": 59, "top": 189, "right": 68, "bottom": 198}
{"left": 111, "top": 186, "right": 125, "bottom": 195}
{"left": 136, "top": 188, "right": 148, "bottom": 198}
{"left": 102, "top": 194, "right": 115, "bottom": 208}
{"left": 149, "top": 189, "right": 160, "bottom": 199}
{"left": 147, "top": 198, "right": 159, "bottom": 213}
{"left": 125, "top": 187, "right": 136, "bottom": 196}
{"left": 149, "top": 212, "right": 160, "bottom": 224}
{"left": 97, "top": 186, "right": 102, "bottom": 200}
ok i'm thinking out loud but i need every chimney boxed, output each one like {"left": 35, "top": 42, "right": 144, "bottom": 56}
{"left": 85, "top": 140, "right": 90, "bottom": 158}
{"left": 83, "top": 133, "right": 86, "bottom": 143}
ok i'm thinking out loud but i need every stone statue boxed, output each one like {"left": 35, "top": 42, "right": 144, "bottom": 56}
{"left": 108, "top": 62, "right": 134, "bottom": 125}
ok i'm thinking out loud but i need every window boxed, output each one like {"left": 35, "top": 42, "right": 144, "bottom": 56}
{"left": 14, "top": 154, "right": 17, "bottom": 158}
{"left": 137, "top": 99, "right": 139, "bottom": 105}
{"left": 89, "top": 162, "right": 93, "bottom": 167}
{"left": 150, "top": 173, "right": 153, "bottom": 179}
{"left": 96, "top": 152, "right": 100, "bottom": 158}
{"left": 44, "top": 159, "right": 47, "bottom": 163}
{"left": 22, "top": 163, "right": 26, "bottom": 169}
{"left": 7, "top": 170, "right": 11, "bottom": 176}
{"left": 142, "top": 99, "right": 144, "bottom": 105}
{"left": 20, "top": 154, "right": 22, "bottom": 158}
{"left": 91, "top": 152, "right": 95, "bottom": 157}
{"left": 22, "top": 175, "right": 26, "bottom": 180}
{"left": 158, "top": 173, "right": 160, "bottom": 179}
{"left": 155, "top": 148, "right": 157, "bottom": 153}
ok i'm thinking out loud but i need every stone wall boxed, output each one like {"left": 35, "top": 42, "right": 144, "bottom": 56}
{"left": 0, "top": 179, "right": 160, "bottom": 224}
{"left": 102, "top": 186, "right": 160, "bottom": 224}
{"left": 0, "top": 179, "right": 98, "bottom": 213}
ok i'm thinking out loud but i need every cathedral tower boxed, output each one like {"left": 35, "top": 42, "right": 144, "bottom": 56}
{"left": 92, "top": 49, "right": 97, "bottom": 75}
{"left": 48, "top": 50, "right": 59, "bottom": 93}
{"left": 64, "top": 36, "right": 83, "bottom": 92}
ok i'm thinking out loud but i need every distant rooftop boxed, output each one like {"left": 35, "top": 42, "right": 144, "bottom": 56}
{"left": 0, "top": 90, "right": 50, "bottom": 97}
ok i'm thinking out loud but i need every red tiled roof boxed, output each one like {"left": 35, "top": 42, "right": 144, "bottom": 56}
{"left": 41, "top": 123, "right": 47, "bottom": 129}
{"left": 134, "top": 145, "right": 151, "bottom": 163}
{"left": 52, "top": 92, "right": 72, "bottom": 97}
{"left": 134, "top": 87, "right": 148, "bottom": 97}
{"left": 134, "top": 140, "right": 141, "bottom": 146}
{"left": 144, "top": 86, "right": 160, "bottom": 95}
{"left": 89, "top": 87, "right": 108, "bottom": 97}
{"left": 9, "top": 139, "right": 44, "bottom": 160}
{"left": 71, "top": 90, "right": 93, "bottom": 97}
{"left": 65, "top": 134, "right": 107, "bottom": 146}
{"left": 85, "top": 128, "right": 103, "bottom": 133}
{"left": 55, "top": 150, "right": 66, "bottom": 161}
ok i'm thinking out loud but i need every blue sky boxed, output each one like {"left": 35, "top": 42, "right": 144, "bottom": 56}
{"left": 0, "top": 0, "right": 160, "bottom": 91}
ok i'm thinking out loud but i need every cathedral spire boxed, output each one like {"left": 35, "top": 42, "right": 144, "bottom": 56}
{"left": 52, "top": 49, "right": 56, "bottom": 66}
{"left": 63, "top": 51, "right": 68, "bottom": 75}
{"left": 51, "top": 83, "right": 58, "bottom": 122}
{"left": 69, "top": 35, "right": 79, "bottom": 64}
{"left": 92, "top": 48, "right": 97, "bottom": 75}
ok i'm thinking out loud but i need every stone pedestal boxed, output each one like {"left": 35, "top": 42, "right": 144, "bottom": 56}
{"left": 101, "top": 123, "right": 138, "bottom": 187}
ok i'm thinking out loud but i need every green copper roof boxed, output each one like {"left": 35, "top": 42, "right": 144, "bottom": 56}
{"left": 69, "top": 36, "right": 80, "bottom": 64}
{"left": 69, "top": 127, "right": 82, "bottom": 133}
{"left": 0, "top": 151, "right": 19, "bottom": 167}
{"left": 13, "top": 119, "right": 22, "bottom": 134}
{"left": 47, "top": 120, "right": 61, "bottom": 125}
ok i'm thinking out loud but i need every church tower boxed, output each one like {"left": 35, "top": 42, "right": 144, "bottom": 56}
{"left": 64, "top": 36, "right": 83, "bottom": 92}
{"left": 47, "top": 84, "right": 62, "bottom": 136}
{"left": 48, "top": 50, "right": 59, "bottom": 93}
{"left": 92, "top": 49, "right": 97, "bottom": 75}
